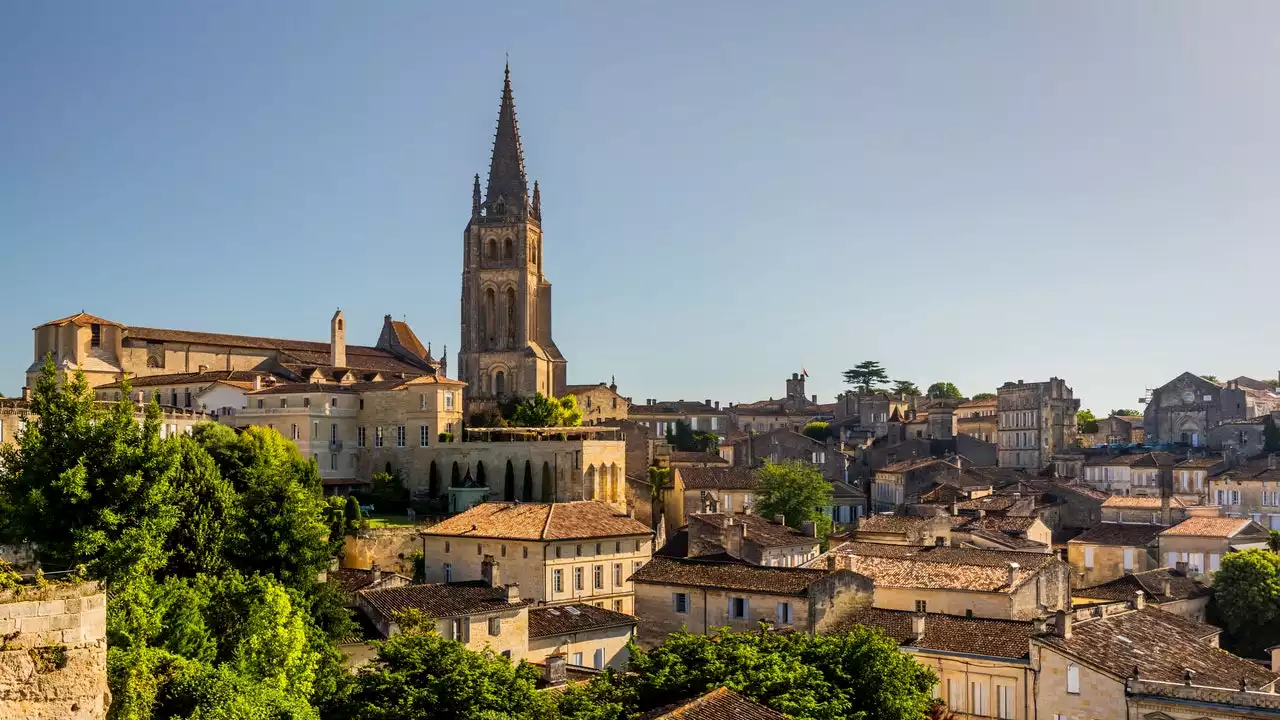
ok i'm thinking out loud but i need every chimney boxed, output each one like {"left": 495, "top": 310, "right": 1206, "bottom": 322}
{"left": 1055, "top": 609, "right": 1072, "bottom": 639}
{"left": 715, "top": 401, "right": 720, "bottom": 410}
{"left": 801, "top": 521, "right": 817, "bottom": 538}
{"left": 911, "top": 613, "right": 926, "bottom": 642}
{"left": 369, "top": 563, "right": 381, "bottom": 584}
{"left": 481, "top": 555, "right": 500, "bottom": 588}
{"left": 1162, "top": 577, "right": 1172, "bottom": 599}
{"left": 1033, "top": 616, "right": 1049, "bottom": 634}
{"left": 331, "top": 310, "right": 347, "bottom": 368}
{"left": 1007, "top": 562, "right": 1020, "bottom": 588}
{"left": 812, "top": 394, "right": 817, "bottom": 404}
{"left": 504, "top": 583, "right": 520, "bottom": 603}
{"left": 1183, "top": 669, "right": 1195, "bottom": 686}
{"left": 773, "top": 514, "right": 786, "bottom": 525}
{"left": 726, "top": 521, "right": 745, "bottom": 559}
{"left": 20, "top": 386, "right": 30, "bottom": 401}
{"left": 705, "top": 399, "right": 711, "bottom": 407}
{"left": 197, "top": 364, "right": 209, "bottom": 373}
{"left": 543, "top": 655, "right": 567, "bottom": 686}
{"left": 253, "top": 375, "right": 262, "bottom": 391}
{"left": 1132, "top": 589, "right": 1145, "bottom": 610}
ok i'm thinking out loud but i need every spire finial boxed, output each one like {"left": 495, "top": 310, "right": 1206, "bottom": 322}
{"left": 532, "top": 180, "right": 541, "bottom": 220}
{"left": 472, "top": 173, "right": 482, "bottom": 218}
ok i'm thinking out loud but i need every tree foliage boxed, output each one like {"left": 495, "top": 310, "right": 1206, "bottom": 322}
{"left": 666, "top": 420, "right": 719, "bottom": 453}
{"left": 802, "top": 421, "right": 831, "bottom": 442}
{"left": 1110, "top": 409, "right": 1140, "bottom": 418}
{"left": 1211, "top": 549, "right": 1280, "bottom": 655}
{"left": 1265, "top": 415, "right": 1280, "bottom": 453}
{"left": 754, "top": 461, "right": 833, "bottom": 530}
{"left": 891, "top": 380, "right": 920, "bottom": 397}
{"left": 1201, "top": 374, "right": 1219, "bottom": 383}
{"left": 970, "top": 392, "right": 996, "bottom": 401}
{"left": 560, "top": 627, "right": 937, "bottom": 720}
{"left": 842, "top": 361, "right": 890, "bottom": 394}
{"left": 507, "top": 393, "right": 584, "bottom": 428}
{"left": 925, "top": 382, "right": 961, "bottom": 400}
{"left": 1077, "top": 409, "right": 1099, "bottom": 434}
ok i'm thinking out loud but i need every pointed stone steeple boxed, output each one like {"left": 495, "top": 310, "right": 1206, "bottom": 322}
{"left": 472, "top": 174, "right": 482, "bottom": 219}
{"left": 531, "top": 180, "right": 541, "bottom": 221}
{"left": 484, "top": 62, "right": 529, "bottom": 218}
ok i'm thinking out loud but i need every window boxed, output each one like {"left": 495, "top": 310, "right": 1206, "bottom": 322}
{"left": 593, "top": 565, "right": 604, "bottom": 589}
{"left": 290, "top": 424, "right": 299, "bottom": 440}
{"left": 915, "top": 600, "right": 927, "bottom": 613}
{"left": 576, "top": 544, "right": 582, "bottom": 557}
{"left": 476, "top": 543, "right": 482, "bottom": 555}
{"left": 257, "top": 399, "right": 264, "bottom": 409}
{"left": 574, "top": 567, "right": 584, "bottom": 591}
{"left": 776, "top": 602, "right": 792, "bottom": 624}
{"left": 1084, "top": 546, "right": 1095, "bottom": 569}
{"left": 947, "top": 679, "right": 962, "bottom": 712}
{"left": 330, "top": 424, "right": 337, "bottom": 443}
{"left": 304, "top": 398, "right": 311, "bottom": 408}
{"left": 374, "top": 427, "right": 383, "bottom": 447}
{"left": 281, "top": 398, "right": 289, "bottom": 409}
{"left": 969, "top": 681, "right": 988, "bottom": 717}
{"left": 613, "top": 563, "right": 623, "bottom": 587}
{"left": 357, "top": 427, "right": 366, "bottom": 447}
{"left": 614, "top": 599, "right": 623, "bottom": 612}
{"left": 488, "top": 617, "right": 501, "bottom": 636}
{"left": 420, "top": 425, "right": 429, "bottom": 447}
{"left": 995, "top": 684, "right": 1014, "bottom": 719}
{"left": 451, "top": 618, "right": 467, "bottom": 642}
{"left": 595, "top": 542, "right": 602, "bottom": 555}
{"left": 1066, "top": 663, "right": 1080, "bottom": 694}
{"left": 1210, "top": 553, "right": 1221, "bottom": 572}
{"left": 1123, "top": 548, "right": 1135, "bottom": 571}
{"left": 443, "top": 563, "right": 451, "bottom": 582}
{"left": 501, "top": 544, "right": 506, "bottom": 557}
{"left": 673, "top": 592, "right": 690, "bottom": 614}
{"left": 729, "top": 597, "right": 748, "bottom": 619}
{"left": 90, "top": 323, "right": 101, "bottom": 347}
{"left": 615, "top": 541, "right": 621, "bottom": 553}
{"left": 571, "top": 652, "right": 583, "bottom": 666}
{"left": 555, "top": 546, "right": 562, "bottom": 559}
{"left": 329, "top": 454, "right": 336, "bottom": 471}
{"left": 444, "top": 391, "right": 455, "bottom": 410}
{"left": 330, "top": 397, "right": 337, "bottom": 407}
{"left": 593, "top": 648, "right": 604, "bottom": 670}
{"left": 396, "top": 425, "right": 406, "bottom": 447}
{"left": 445, "top": 542, "right": 451, "bottom": 553}
{"left": 553, "top": 569, "right": 563, "bottom": 593}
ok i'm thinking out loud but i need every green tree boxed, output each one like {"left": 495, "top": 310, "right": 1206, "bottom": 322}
{"left": 666, "top": 420, "right": 719, "bottom": 453}
{"left": 507, "top": 393, "right": 584, "bottom": 427}
{"left": 970, "top": 392, "right": 996, "bottom": 401}
{"left": 561, "top": 627, "right": 936, "bottom": 720}
{"left": 754, "top": 461, "right": 832, "bottom": 530}
{"left": 1110, "top": 409, "right": 1140, "bottom": 418}
{"left": 360, "top": 468, "right": 409, "bottom": 513}
{"left": 162, "top": 435, "right": 239, "bottom": 579}
{"left": 0, "top": 358, "right": 178, "bottom": 587}
{"left": 1270, "top": 531, "right": 1280, "bottom": 554}
{"left": 343, "top": 496, "right": 362, "bottom": 535}
{"left": 1201, "top": 374, "right": 1220, "bottom": 383}
{"left": 1265, "top": 415, "right": 1280, "bottom": 453}
{"left": 842, "top": 361, "right": 890, "bottom": 394}
{"left": 335, "top": 620, "right": 553, "bottom": 720}
{"left": 1211, "top": 549, "right": 1280, "bottom": 655}
{"left": 891, "top": 380, "right": 920, "bottom": 397}
{"left": 802, "top": 421, "right": 831, "bottom": 442}
{"left": 925, "top": 382, "right": 961, "bottom": 400}
{"left": 1077, "top": 409, "right": 1099, "bottom": 434}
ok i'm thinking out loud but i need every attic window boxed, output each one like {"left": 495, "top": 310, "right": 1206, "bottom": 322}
{"left": 90, "top": 323, "right": 101, "bottom": 348}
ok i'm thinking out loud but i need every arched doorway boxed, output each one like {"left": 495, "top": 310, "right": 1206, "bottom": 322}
{"left": 503, "top": 460, "right": 516, "bottom": 501}
{"left": 541, "top": 462, "right": 554, "bottom": 502}
{"left": 522, "top": 461, "right": 534, "bottom": 501}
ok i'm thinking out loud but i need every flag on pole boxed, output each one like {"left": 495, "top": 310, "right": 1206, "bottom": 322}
{"left": 801, "top": 368, "right": 808, "bottom": 377}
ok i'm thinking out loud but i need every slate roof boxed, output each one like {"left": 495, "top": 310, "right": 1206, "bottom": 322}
{"left": 1068, "top": 523, "right": 1164, "bottom": 546}
{"left": 1159, "top": 516, "right": 1255, "bottom": 538}
{"left": 1074, "top": 568, "right": 1210, "bottom": 604}
{"left": 527, "top": 603, "right": 637, "bottom": 639}
{"left": 1037, "top": 607, "right": 1277, "bottom": 688}
{"left": 639, "top": 687, "right": 787, "bottom": 720}
{"left": 422, "top": 502, "right": 652, "bottom": 541}
{"left": 678, "top": 467, "right": 760, "bottom": 491}
{"left": 829, "top": 606, "right": 1034, "bottom": 659}
{"left": 359, "top": 581, "right": 530, "bottom": 620}
{"left": 629, "top": 556, "right": 829, "bottom": 595}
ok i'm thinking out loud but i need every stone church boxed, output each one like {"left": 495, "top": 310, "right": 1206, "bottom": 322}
{"left": 457, "top": 65, "right": 568, "bottom": 415}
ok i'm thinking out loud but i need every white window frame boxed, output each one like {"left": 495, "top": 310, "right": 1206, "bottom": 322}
{"left": 357, "top": 426, "right": 366, "bottom": 447}
{"left": 396, "top": 425, "right": 406, "bottom": 447}
{"left": 374, "top": 426, "right": 383, "bottom": 448}
{"left": 553, "top": 569, "right": 563, "bottom": 593}
{"left": 1066, "top": 663, "right": 1080, "bottom": 694}
{"left": 420, "top": 425, "right": 429, "bottom": 447}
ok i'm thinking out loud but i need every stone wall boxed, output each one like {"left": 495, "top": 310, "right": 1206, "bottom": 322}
{"left": 0, "top": 582, "right": 109, "bottom": 720}
{"left": 341, "top": 527, "right": 422, "bottom": 576}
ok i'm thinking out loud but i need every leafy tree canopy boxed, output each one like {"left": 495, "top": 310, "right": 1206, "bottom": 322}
{"left": 754, "top": 461, "right": 833, "bottom": 531}
{"left": 891, "top": 380, "right": 920, "bottom": 397}
{"left": 925, "top": 382, "right": 961, "bottom": 400}
{"left": 1077, "top": 409, "right": 1099, "bottom": 434}
{"left": 1266, "top": 415, "right": 1280, "bottom": 453}
{"left": 802, "top": 421, "right": 831, "bottom": 442}
{"left": 667, "top": 420, "right": 720, "bottom": 453}
{"left": 1201, "top": 374, "right": 1220, "bottom": 383}
{"left": 842, "top": 361, "right": 890, "bottom": 394}
{"left": 507, "top": 393, "right": 584, "bottom": 428}
{"left": 1212, "top": 549, "right": 1280, "bottom": 656}
{"left": 970, "top": 392, "right": 996, "bottom": 401}
{"left": 1110, "top": 409, "right": 1140, "bottom": 418}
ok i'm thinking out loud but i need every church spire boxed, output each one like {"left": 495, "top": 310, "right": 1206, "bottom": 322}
{"left": 531, "top": 180, "right": 541, "bottom": 221}
{"left": 472, "top": 174, "right": 482, "bottom": 219}
{"left": 484, "top": 62, "right": 529, "bottom": 217}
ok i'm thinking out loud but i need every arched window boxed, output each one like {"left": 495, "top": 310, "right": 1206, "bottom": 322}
{"left": 337, "top": 319, "right": 343, "bottom": 330}
{"left": 505, "top": 287, "right": 517, "bottom": 346}
{"left": 495, "top": 371, "right": 506, "bottom": 397}
{"left": 483, "top": 288, "right": 497, "bottom": 348}
{"left": 486, "top": 239, "right": 497, "bottom": 260}
{"left": 503, "top": 238, "right": 513, "bottom": 259}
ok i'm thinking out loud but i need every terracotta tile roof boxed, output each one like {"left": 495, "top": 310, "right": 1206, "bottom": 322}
{"left": 1101, "top": 496, "right": 1186, "bottom": 509}
{"left": 629, "top": 556, "right": 829, "bottom": 595}
{"left": 1069, "top": 523, "right": 1164, "bottom": 546}
{"left": 639, "top": 687, "right": 786, "bottom": 720}
{"left": 957, "top": 397, "right": 998, "bottom": 410}
{"left": 690, "top": 514, "right": 819, "bottom": 549}
{"left": 527, "top": 603, "right": 637, "bottom": 639}
{"left": 387, "top": 320, "right": 431, "bottom": 362}
{"left": 328, "top": 568, "right": 410, "bottom": 594}
{"left": 359, "top": 581, "right": 530, "bottom": 620}
{"left": 959, "top": 515, "right": 1039, "bottom": 534}
{"left": 879, "top": 457, "right": 945, "bottom": 474}
{"left": 818, "top": 541, "right": 920, "bottom": 559}
{"left": 245, "top": 375, "right": 464, "bottom": 395}
{"left": 829, "top": 606, "right": 1033, "bottom": 659}
{"left": 1131, "top": 452, "right": 1182, "bottom": 468}
{"left": 1159, "top": 516, "right": 1255, "bottom": 538}
{"left": 1084, "top": 454, "right": 1150, "bottom": 467}
{"left": 34, "top": 312, "right": 122, "bottom": 329}
{"left": 1075, "top": 568, "right": 1210, "bottom": 604}
{"left": 856, "top": 514, "right": 943, "bottom": 534}
{"left": 669, "top": 451, "right": 729, "bottom": 465}
{"left": 1037, "top": 607, "right": 1277, "bottom": 688}
{"left": 678, "top": 467, "right": 760, "bottom": 491}
{"left": 842, "top": 554, "right": 1026, "bottom": 592}
{"left": 94, "top": 370, "right": 274, "bottom": 390}
{"left": 954, "top": 495, "right": 1023, "bottom": 512}
{"left": 631, "top": 401, "right": 726, "bottom": 417}
{"left": 421, "top": 502, "right": 652, "bottom": 541}
{"left": 828, "top": 542, "right": 1059, "bottom": 571}
{"left": 965, "top": 528, "right": 1048, "bottom": 550}
{"left": 1175, "top": 455, "right": 1224, "bottom": 469}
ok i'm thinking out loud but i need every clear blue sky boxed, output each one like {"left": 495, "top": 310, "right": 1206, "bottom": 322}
{"left": 4, "top": 2, "right": 1279, "bottom": 414}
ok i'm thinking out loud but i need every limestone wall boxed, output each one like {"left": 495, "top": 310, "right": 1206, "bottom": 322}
{"left": 0, "top": 582, "right": 109, "bottom": 720}
{"left": 342, "top": 527, "right": 422, "bottom": 576}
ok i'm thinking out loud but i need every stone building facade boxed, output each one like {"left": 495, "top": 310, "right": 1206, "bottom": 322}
{"left": 1143, "top": 372, "right": 1280, "bottom": 447}
{"left": 564, "top": 381, "right": 629, "bottom": 424}
{"left": 629, "top": 399, "right": 729, "bottom": 440}
{"left": 457, "top": 65, "right": 566, "bottom": 411}
{"left": 0, "top": 397, "right": 206, "bottom": 451}
{"left": 996, "top": 378, "right": 1080, "bottom": 470}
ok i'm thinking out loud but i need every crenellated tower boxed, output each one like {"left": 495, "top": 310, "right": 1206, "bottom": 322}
{"left": 458, "top": 64, "right": 567, "bottom": 414}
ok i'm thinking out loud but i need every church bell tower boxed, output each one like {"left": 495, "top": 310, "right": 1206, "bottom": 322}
{"left": 458, "top": 64, "right": 567, "bottom": 415}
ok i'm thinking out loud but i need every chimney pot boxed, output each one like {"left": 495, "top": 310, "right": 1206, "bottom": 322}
{"left": 21, "top": 386, "right": 30, "bottom": 401}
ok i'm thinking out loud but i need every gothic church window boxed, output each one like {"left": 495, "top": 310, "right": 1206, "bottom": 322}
{"left": 505, "top": 287, "right": 517, "bottom": 346}
{"left": 486, "top": 239, "right": 497, "bottom": 260}
{"left": 503, "top": 238, "right": 513, "bottom": 259}
{"left": 483, "top": 288, "right": 496, "bottom": 349}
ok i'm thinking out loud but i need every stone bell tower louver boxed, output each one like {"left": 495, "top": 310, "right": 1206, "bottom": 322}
{"left": 458, "top": 64, "right": 567, "bottom": 415}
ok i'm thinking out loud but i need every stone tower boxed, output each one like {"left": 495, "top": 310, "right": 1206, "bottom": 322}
{"left": 330, "top": 309, "right": 346, "bottom": 368}
{"left": 458, "top": 64, "right": 567, "bottom": 414}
